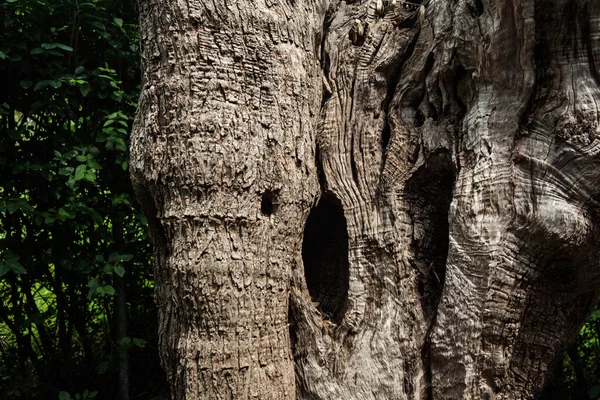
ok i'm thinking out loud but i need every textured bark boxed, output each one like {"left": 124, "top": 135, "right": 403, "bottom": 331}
{"left": 130, "top": 0, "right": 600, "bottom": 399}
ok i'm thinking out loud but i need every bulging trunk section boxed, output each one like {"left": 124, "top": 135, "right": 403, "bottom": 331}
{"left": 131, "top": 0, "right": 600, "bottom": 398}
{"left": 130, "top": 0, "right": 324, "bottom": 397}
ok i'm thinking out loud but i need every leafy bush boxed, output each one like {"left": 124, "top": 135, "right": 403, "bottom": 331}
{"left": 0, "top": 0, "right": 166, "bottom": 398}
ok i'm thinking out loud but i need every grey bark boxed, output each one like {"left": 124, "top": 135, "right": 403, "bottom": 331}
{"left": 130, "top": 0, "right": 600, "bottom": 399}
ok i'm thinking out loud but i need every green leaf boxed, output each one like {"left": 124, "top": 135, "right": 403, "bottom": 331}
{"left": 88, "top": 277, "right": 98, "bottom": 289}
{"left": 0, "top": 262, "right": 10, "bottom": 277}
{"left": 96, "top": 361, "right": 108, "bottom": 375}
{"left": 6, "top": 200, "right": 19, "bottom": 214}
{"left": 55, "top": 43, "right": 73, "bottom": 52}
{"left": 59, "top": 391, "right": 71, "bottom": 400}
{"left": 34, "top": 80, "right": 53, "bottom": 91}
{"left": 75, "top": 66, "right": 84, "bottom": 75}
{"left": 58, "top": 207, "right": 75, "bottom": 219}
{"left": 84, "top": 170, "right": 96, "bottom": 183}
{"left": 88, "top": 392, "right": 98, "bottom": 399}
{"left": 41, "top": 42, "right": 70, "bottom": 50}
{"left": 114, "top": 265, "right": 125, "bottom": 277}
{"left": 120, "top": 254, "right": 134, "bottom": 262}
{"left": 79, "top": 83, "right": 92, "bottom": 97}
{"left": 6, "top": 199, "right": 33, "bottom": 214}
{"left": 30, "top": 100, "right": 47, "bottom": 111}
{"left": 87, "top": 159, "right": 102, "bottom": 170}
{"left": 59, "top": 167, "right": 74, "bottom": 176}
{"left": 132, "top": 338, "right": 147, "bottom": 348}
{"left": 113, "top": 17, "right": 124, "bottom": 27}
{"left": 0, "top": 51, "right": 7, "bottom": 59}
{"left": 66, "top": 177, "right": 76, "bottom": 189}
{"left": 90, "top": 21, "right": 106, "bottom": 30}
{"left": 110, "top": 253, "right": 133, "bottom": 262}
{"left": 44, "top": 214, "right": 56, "bottom": 224}
{"left": 102, "top": 285, "right": 115, "bottom": 295}
{"left": 9, "top": 262, "right": 26, "bottom": 275}
{"left": 88, "top": 209, "right": 103, "bottom": 224}
{"left": 87, "top": 278, "right": 98, "bottom": 298}
{"left": 20, "top": 80, "right": 34, "bottom": 89}
{"left": 111, "top": 91, "right": 123, "bottom": 102}
{"left": 74, "top": 164, "right": 86, "bottom": 180}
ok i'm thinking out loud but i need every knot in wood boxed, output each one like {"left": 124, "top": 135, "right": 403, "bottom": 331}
{"left": 401, "top": 0, "right": 421, "bottom": 10}
{"left": 349, "top": 19, "right": 366, "bottom": 45}
{"left": 375, "top": 0, "right": 385, "bottom": 16}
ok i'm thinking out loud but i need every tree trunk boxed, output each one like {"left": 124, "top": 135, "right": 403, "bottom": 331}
{"left": 130, "top": 0, "right": 600, "bottom": 399}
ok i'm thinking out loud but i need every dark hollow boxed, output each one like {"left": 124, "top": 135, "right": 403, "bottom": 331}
{"left": 302, "top": 194, "right": 349, "bottom": 323}
{"left": 261, "top": 190, "right": 277, "bottom": 216}
{"left": 475, "top": 0, "right": 484, "bottom": 16}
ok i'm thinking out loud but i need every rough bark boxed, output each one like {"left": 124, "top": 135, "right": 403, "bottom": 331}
{"left": 130, "top": 0, "right": 600, "bottom": 399}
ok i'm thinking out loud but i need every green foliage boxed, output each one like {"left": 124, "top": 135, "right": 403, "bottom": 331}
{"left": 537, "top": 307, "right": 600, "bottom": 400}
{"left": 59, "top": 389, "right": 98, "bottom": 400}
{"left": 0, "top": 0, "right": 166, "bottom": 398}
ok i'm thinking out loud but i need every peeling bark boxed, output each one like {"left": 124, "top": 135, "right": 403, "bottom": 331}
{"left": 131, "top": 0, "right": 600, "bottom": 399}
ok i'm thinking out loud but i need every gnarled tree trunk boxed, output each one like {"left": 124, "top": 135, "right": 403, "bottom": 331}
{"left": 130, "top": 0, "right": 600, "bottom": 398}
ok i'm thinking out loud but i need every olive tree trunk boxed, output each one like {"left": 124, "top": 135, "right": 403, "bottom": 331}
{"left": 130, "top": 0, "right": 600, "bottom": 398}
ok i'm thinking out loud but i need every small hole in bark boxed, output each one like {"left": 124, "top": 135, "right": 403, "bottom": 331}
{"left": 261, "top": 190, "right": 278, "bottom": 216}
{"left": 302, "top": 193, "right": 349, "bottom": 323}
